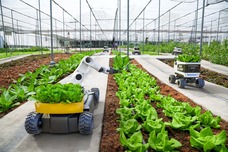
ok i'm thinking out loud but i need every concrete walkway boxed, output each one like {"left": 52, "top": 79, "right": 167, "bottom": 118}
{"left": 0, "top": 55, "right": 31, "bottom": 65}
{"left": 201, "top": 60, "right": 228, "bottom": 75}
{"left": 0, "top": 53, "right": 110, "bottom": 152}
{"left": 135, "top": 55, "right": 228, "bottom": 121}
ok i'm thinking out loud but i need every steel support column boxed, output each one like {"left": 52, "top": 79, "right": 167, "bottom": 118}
{"left": 90, "top": 9, "right": 91, "bottom": 50}
{"left": 119, "top": 0, "right": 121, "bottom": 48}
{"left": 11, "top": 10, "right": 16, "bottom": 50}
{"left": 168, "top": 10, "right": 171, "bottom": 42}
{"left": 38, "top": 0, "right": 43, "bottom": 53}
{"left": 50, "top": 0, "right": 55, "bottom": 64}
{"left": 158, "top": 0, "right": 161, "bottom": 55}
{"left": 143, "top": 11, "right": 145, "bottom": 53}
{"left": 216, "top": 11, "right": 221, "bottom": 42}
{"left": 195, "top": 0, "right": 199, "bottom": 43}
{"left": 80, "top": 0, "right": 82, "bottom": 52}
{"left": 199, "top": 0, "right": 206, "bottom": 57}
{"left": 0, "top": 0, "right": 8, "bottom": 54}
{"left": 127, "top": 0, "right": 129, "bottom": 56}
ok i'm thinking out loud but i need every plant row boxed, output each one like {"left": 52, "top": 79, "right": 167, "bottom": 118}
{"left": 0, "top": 46, "right": 49, "bottom": 53}
{"left": 137, "top": 39, "right": 228, "bottom": 66}
{"left": 111, "top": 50, "right": 126, "bottom": 56}
{"left": 113, "top": 55, "right": 227, "bottom": 152}
{"left": 0, "top": 51, "right": 99, "bottom": 113}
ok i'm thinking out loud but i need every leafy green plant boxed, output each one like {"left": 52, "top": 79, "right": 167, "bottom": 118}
{"left": 190, "top": 127, "right": 227, "bottom": 152}
{"left": 118, "top": 98, "right": 131, "bottom": 107}
{"left": 117, "top": 119, "right": 141, "bottom": 137}
{"left": 134, "top": 101, "right": 158, "bottom": 121}
{"left": 119, "top": 131, "right": 149, "bottom": 152}
{"left": 16, "top": 71, "right": 39, "bottom": 86}
{"left": 33, "top": 83, "right": 83, "bottom": 103}
{"left": 143, "top": 118, "right": 164, "bottom": 134}
{"left": 113, "top": 54, "right": 130, "bottom": 70}
{"left": 9, "top": 84, "right": 35, "bottom": 102}
{"left": 148, "top": 126, "right": 182, "bottom": 151}
{"left": 112, "top": 50, "right": 126, "bottom": 55}
{"left": 116, "top": 107, "right": 134, "bottom": 121}
{"left": 165, "top": 103, "right": 201, "bottom": 118}
{"left": 116, "top": 89, "right": 132, "bottom": 101}
{"left": 0, "top": 89, "right": 19, "bottom": 112}
{"left": 157, "top": 96, "right": 201, "bottom": 117}
{"left": 198, "top": 111, "right": 221, "bottom": 129}
{"left": 165, "top": 112, "right": 200, "bottom": 131}
{"left": 38, "top": 74, "right": 57, "bottom": 85}
{"left": 202, "top": 40, "right": 228, "bottom": 65}
{"left": 149, "top": 93, "right": 164, "bottom": 102}
{"left": 181, "top": 43, "right": 199, "bottom": 55}
{"left": 177, "top": 54, "right": 201, "bottom": 62}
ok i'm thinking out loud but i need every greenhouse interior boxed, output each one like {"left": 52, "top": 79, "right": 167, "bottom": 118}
{"left": 0, "top": 0, "right": 228, "bottom": 152}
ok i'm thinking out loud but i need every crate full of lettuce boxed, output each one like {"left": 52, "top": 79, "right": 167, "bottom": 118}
{"left": 33, "top": 83, "right": 84, "bottom": 114}
{"left": 169, "top": 54, "right": 205, "bottom": 88}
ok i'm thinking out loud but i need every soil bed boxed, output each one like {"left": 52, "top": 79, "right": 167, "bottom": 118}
{"left": 0, "top": 53, "right": 72, "bottom": 89}
{"left": 100, "top": 59, "right": 228, "bottom": 152}
{"left": 160, "top": 59, "right": 228, "bottom": 88}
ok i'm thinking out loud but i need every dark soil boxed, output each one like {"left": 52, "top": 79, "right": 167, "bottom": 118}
{"left": 99, "top": 59, "right": 228, "bottom": 152}
{"left": 160, "top": 59, "right": 228, "bottom": 88}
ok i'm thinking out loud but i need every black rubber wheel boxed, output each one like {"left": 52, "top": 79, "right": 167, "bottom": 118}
{"left": 195, "top": 78, "right": 205, "bottom": 88}
{"left": 177, "top": 79, "right": 186, "bottom": 88}
{"left": 91, "top": 88, "right": 100, "bottom": 104}
{"left": 169, "top": 75, "right": 176, "bottom": 84}
{"left": 78, "top": 112, "right": 93, "bottom": 135}
{"left": 25, "top": 112, "right": 42, "bottom": 135}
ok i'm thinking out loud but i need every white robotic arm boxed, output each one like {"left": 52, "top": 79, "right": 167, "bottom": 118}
{"left": 70, "top": 56, "right": 118, "bottom": 84}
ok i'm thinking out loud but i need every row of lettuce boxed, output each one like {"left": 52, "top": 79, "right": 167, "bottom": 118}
{"left": 0, "top": 51, "right": 99, "bottom": 113}
{"left": 134, "top": 39, "right": 227, "bottom": 66}
{"left": 113, "top": 55, "right": 227, "bottom": 152}
{"left": 0, "top": 46, "right": 49, "bottom": 53}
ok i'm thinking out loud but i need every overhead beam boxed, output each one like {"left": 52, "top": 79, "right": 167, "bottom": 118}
{"left": 2, "top": 28, "right": 227, "bottom": 34}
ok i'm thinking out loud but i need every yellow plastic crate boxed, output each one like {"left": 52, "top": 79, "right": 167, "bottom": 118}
{"left": 35, "top": 100, "right": 84, "bottom": 114}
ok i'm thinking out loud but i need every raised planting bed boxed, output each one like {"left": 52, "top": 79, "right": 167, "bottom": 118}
{"left": 0, "top": 53, "right": 72, "bottom": 89}
{"left": 99, "top": 57, "right": 228, "bottom": 152}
